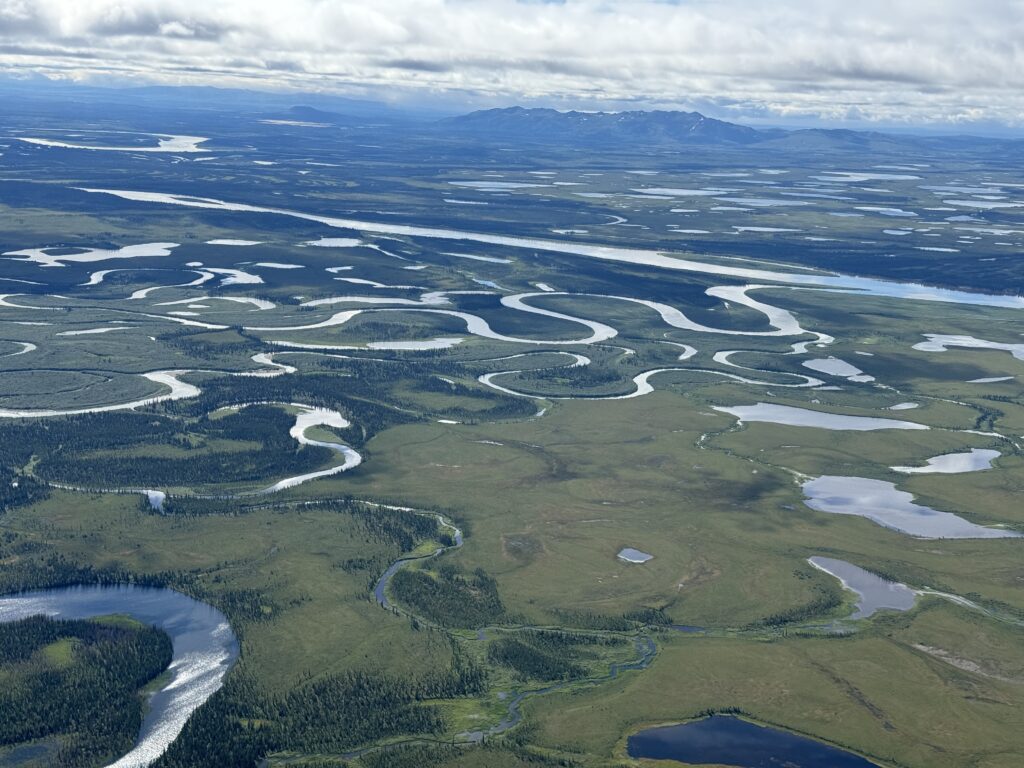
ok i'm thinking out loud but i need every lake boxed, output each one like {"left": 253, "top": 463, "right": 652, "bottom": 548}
{"left": 808, "top": 556, "right": 917, "bottom": 618}
{"left": 627, "top": 715, "right": 879, "bottom": 767}
{"left": 802, "top": 475, "right": 1021, "bottom": 538}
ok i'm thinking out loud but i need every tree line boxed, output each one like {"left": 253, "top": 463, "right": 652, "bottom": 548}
{"left": 0, "top": 467, "right": 49, "bottom": 513}
{"left": 154, "top": 655, "right": 487, "bottom": 768}
{"left": 0, "top": 615, "right": 172, "bottom": 767}
{"left": 390, "top": 564, "right": 506, "bottom": 629}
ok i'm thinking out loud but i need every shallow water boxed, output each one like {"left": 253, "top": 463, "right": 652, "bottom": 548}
{"left": 802, "top": 475, "right": 1021, "bottom": 538}
{"left": 252, "top": 295, "right": 616, "bottom": 346}
{"left": 802, "top": 356, "right": 874, "bottom": 382}
{"left": 79, "top": 189, "right": 1024, "bottom": 309}
{"left": 967, "top": 376, "right": 1015, "bottom": 384}
{"left": 57, "top": 326, "right": 131, "bottom": 336}
{"left": 0, "top": 585, "right": 238, "bottom": 768}
{"left": 891, "top": 449, "right": 1000, "bottom": 474}
{"left": 4, "top": 242, "right": 178, "bottom": 268}
{"left": 714, "top": 403, "right": 927, "bottom": 431}
{"left": 257, "top": 405, "right": 362, "bottom": 493}
{"left": 0, "top": 370, "right": 200, "bottom": 418}
{"left": 19, "top": 134, "right": 208, "bottom": 153}
{"left": 617, "top": 547, "right": 653, "bottom": 563}
{"left": 368, "top": 338, "right": 464, "bottom": 350}
{"left": 913, "top": 334, "right": 1024, "bottom": 360}
{"left": 808, "top": 557, "right": 917, "bottom": 618}
{"left": 157, "top": 295, "right": 275, "bottom": 311}
{"left": 1, "top": 341, "right": 36, "bottom": 357}
{"left": 627, "top": 715, "right": 879, "bottom": 767}
{"left": 200, "top": 267, "right": 262, "bottom": 286}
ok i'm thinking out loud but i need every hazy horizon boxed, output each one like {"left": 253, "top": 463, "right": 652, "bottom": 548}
{"left": 2, "top": 1, "right": 1023, "bottom": 136}
{"left": 3, "top": 73, "right": 1024, "bottom": 140}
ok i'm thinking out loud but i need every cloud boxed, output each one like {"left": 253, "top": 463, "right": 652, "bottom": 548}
{"left": 1, "top": 0, "right": 1023, "bottom": 127}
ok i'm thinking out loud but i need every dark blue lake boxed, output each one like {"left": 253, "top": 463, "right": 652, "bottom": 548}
{"left": 627, "top": 715, "right": 879, "bottom": 767}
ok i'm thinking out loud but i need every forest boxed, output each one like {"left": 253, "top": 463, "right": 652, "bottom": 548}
{"left": 0, "top": 354, "right": 536, "bottom": 495}
{"left": 154, "top": 656, "right": 487, "bottom": 768}
{"left": 390, "top": 564, "right": 506, "bottom": 629}
{"left": 0, "top": 615, "right": 173, "bottom": 767}
{"left": 0, "top": 467, "right": 49, "bottom": 513}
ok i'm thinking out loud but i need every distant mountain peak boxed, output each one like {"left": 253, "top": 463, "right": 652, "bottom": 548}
{"left": 439, "top": 107, "right": 770, "bottom": 146}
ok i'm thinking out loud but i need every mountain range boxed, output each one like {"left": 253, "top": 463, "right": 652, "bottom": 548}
{"left": 437, "top": 107, "right": 1024, "bottom": 154}
{"left": 2, "top": 77, "right": 1021, "bottom": 153}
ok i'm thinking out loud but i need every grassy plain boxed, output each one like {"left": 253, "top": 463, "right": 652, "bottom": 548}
{"left": 2, "top": 119, "right": 1024, "bottom": 766}
{"left": 1, "top": 492, "right": 454, "bottom": 692}
{"left": 525, "top": 601, "right": 1024, "bottom": 768}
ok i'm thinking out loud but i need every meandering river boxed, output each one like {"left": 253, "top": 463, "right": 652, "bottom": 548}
{"left": 0, "top": 585, "right": 238, "bottom": 768}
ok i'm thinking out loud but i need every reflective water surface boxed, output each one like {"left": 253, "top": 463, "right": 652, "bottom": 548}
{"left": 808, "top": 556, "right": 917, "bottom": 618}
{"left": 714, "top": 403, "right": 928, "bottom": 431}
{"left": 891, "top": 449, "right": 1000, "bottom": 474}
{"left": 802, "top": 475, "right": 1021, "bottom": 538}
{"left": 0, "top": 585, "right": 238, "bottom": 768}
{"left": 627, "top": 715, "right": 880, "bottom": 767}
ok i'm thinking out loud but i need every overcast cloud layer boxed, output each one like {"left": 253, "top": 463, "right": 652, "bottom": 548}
{"left": 2, "top": 0, "right": 1023, "bottom": 127}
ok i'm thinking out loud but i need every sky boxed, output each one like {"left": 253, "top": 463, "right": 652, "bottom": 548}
{"left": 2, "top": 0, "right": 1024, "bottom": 130}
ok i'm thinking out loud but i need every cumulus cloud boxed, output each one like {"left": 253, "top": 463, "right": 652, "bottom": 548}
{"left": 1, "top": 0, "right": 1023, "bottom": 127}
